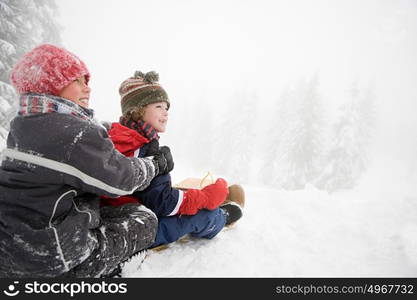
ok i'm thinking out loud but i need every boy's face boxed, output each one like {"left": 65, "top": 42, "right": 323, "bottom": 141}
{"left": 142, "top": 102, "right": 169, "bottom": 133}
{"left": 59, "top": 76, "right": 90, "bottom": 108}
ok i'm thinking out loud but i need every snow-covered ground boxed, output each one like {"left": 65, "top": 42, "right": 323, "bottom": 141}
{"left": 1, "top": 144, "right": 415, "bottom": 278}
{"left": 122, "top": 161, "right": 417, "bottom": 277}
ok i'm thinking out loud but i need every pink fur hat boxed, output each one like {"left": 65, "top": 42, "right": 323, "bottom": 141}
{"left": 10, "top": 44, "right": 90, "bottom": 96}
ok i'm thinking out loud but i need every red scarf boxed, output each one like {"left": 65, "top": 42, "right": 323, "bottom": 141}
{"left": 119, "top": 116, "right": 159, "bottom": 142}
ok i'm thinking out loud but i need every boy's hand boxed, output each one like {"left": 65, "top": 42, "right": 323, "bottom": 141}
{"left": 159, "top": 146, "right": 174, "bottom": 173}
{"left": 145, "top": 139, "right": 159, "bottom": 156}
{"left": 153, "top": 146, "right": 174, "bottom": 175}
{"left": 178, "top": 178, "right": 229, "bottom": 215}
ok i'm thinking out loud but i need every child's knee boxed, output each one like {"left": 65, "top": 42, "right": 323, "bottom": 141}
{"left": 199, "top": 208, "right": 223, "bottom": 221}
{"left": 190, "top": 208, "right": 226, "bottom": 239}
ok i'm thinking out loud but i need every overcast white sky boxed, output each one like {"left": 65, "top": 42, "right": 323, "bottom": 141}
{"left": 57, "top": 0, "right": 417, "bottom": 156}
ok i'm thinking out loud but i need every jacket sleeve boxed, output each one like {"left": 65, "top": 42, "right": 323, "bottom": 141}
{"left": 64, "top": 122, "right": 158, "bottom": 197}
{"left": 133, "top": 174, "right": 182, "bottom": 217}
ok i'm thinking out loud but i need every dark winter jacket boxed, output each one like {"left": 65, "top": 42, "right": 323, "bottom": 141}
{"left": 0, "top": 94, "right": 158, "bottom": 277}
{"left": 101, "top": 122, "right": 182, "bottom": 216}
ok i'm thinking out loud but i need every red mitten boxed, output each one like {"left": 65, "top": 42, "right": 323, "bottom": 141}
{"left": 178, "top": 178, "right": 229, "bottom": 215}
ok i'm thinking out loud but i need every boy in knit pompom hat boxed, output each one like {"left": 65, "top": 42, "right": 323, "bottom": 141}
{"left": 101, "top": 70, "right": 244, "bottom": 247}
{"left": 0, "top": 44, "right": 174, "bottom": 277}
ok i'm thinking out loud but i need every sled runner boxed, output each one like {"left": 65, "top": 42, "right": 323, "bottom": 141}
{"left": 149, "top": 235, "right": 191, "bottom": 252}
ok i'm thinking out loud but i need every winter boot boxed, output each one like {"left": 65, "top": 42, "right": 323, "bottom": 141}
{"left": 223, "top": 184, "right": 245, "bottom": 208}
{"left": 220, "top": 203, "right": 243, "bottom": 226}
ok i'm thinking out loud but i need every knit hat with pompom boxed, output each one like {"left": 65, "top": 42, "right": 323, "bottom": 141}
{"left": 119, "top": 70, "right": 169, "bottom": 115}
{"left": 10, "top": 44, "right": 90, "bottom": 96}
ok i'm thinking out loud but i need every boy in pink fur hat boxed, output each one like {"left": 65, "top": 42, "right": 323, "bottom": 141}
{"left": 0, "top": 44, "right": 173, "bottom": 277}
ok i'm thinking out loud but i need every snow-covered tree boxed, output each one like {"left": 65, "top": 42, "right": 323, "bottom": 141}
{"left": 0, "top": 0, "right": 61, "bottom": 143}
{"left": 315, "top": 82, "right": 376, "bottom": 192}
{"left": 211, "top": 89, "right": 259, "bottom": 184}
{"left": 271, "top": 75, "right": 326, "bottom": 190}
{"left": 187, "top": 93, "right": 215, "bottom": 172}
{"left": 259, "top": 86, "right": 293, "bottom": 187}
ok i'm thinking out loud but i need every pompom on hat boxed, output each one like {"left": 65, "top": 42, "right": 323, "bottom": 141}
{"left": 119, "top": 70, "right": 169, "bottom": 115}
{"left": 10, "top": 44, "right": 90, "bottom": 96}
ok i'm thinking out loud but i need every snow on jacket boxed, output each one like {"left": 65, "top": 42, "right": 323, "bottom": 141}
{"left": 101, "top": 122, "right": 182, "bottom": 216}
{"left": 0, "top": 94, "right": 158, "bottom": 277}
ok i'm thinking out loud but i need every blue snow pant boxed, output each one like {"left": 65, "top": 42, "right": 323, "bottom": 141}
{"left": 151, "top": 208, "right": 226, "bottom": 247}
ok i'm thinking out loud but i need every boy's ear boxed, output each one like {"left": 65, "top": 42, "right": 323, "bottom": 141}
{"left": 145, "top": 139, "right": 159, "bottom": 156}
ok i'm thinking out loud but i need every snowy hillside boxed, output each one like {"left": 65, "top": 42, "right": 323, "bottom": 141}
{"left": 122, "top": 163, "right": 417, "bottom": 278}
{"left": 0, "top": 143, "right": 415, "bottom": 277}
